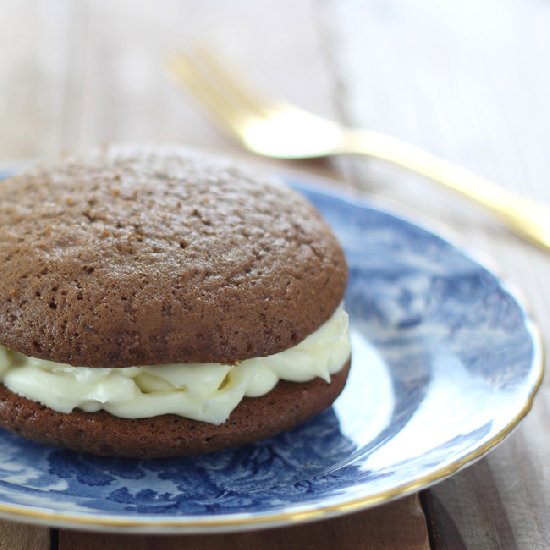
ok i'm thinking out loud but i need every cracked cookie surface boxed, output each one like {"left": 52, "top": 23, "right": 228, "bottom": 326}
{"left": 0, "top": 145, "right": 347, "bottom": 367}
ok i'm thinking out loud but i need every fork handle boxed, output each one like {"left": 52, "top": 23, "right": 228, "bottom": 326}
{"left": 343, "top": 129, "right": 550, "bottom": 251}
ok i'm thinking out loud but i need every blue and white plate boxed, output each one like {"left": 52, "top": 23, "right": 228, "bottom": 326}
{"left": 0, "top": 174, "right": 542, "bottom": 533}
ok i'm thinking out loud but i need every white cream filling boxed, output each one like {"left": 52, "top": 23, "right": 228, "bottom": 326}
{"left": 0, "top": 307, "right": 350, "bottom": 424}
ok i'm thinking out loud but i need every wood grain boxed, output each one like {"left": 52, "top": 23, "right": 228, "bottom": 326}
{"left": 0, "top": 520, "right": 49, "bottom": 550}
{"left": 0, "top": 0, "right": 87, "bottom": 163}
{"left": 58, "top": 495, "right": 429, "bottom": 550}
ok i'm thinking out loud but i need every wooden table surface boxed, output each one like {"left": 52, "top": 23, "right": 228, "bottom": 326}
{"left": 1, "top": 1, "right": 549, "bottom": 548}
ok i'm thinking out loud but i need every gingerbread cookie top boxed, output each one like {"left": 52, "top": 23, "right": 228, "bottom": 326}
{"left": 0, "top": 145, "right": 347, "bottom": 367}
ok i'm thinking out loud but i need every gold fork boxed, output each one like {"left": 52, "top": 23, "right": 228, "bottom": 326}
{"left": 165, "top": 50, "right": 550, "bottom": 252}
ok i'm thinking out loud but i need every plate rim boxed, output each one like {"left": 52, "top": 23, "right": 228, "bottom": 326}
{"left": 0, "top": 172, "right": 544, "bottom": 533}
{"left": 0, "top": 344, "right": 543, "bottom": 534}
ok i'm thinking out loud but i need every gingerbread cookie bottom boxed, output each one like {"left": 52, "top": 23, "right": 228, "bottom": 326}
{"left": 0, "top": 360, "right": 350, "bottom": 458}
